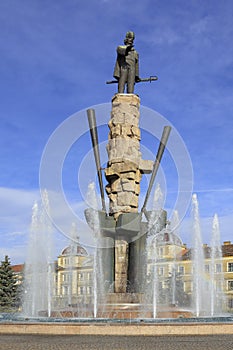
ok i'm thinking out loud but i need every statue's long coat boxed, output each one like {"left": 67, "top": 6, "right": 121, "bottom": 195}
{"left": 113, "top": 45, "right": 139, "bottom": 80}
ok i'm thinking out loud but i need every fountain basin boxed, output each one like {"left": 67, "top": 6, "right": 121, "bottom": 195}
{"left": 0, "top": 313, "right": 233, "bottom": 336}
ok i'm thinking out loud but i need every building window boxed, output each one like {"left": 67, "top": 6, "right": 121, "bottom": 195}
{"left": 87, "top": 273, "right": 92, "bottom": 281}
{"left": 228, "top": 263, "right": 233, "bottom": 272}
{"left": 216, "top": 264, "right": 222, "bottom": 273}
{"left": 205, "top": 264, "right": 209, "bottom": 273}
{"left": 77, "top": 286, "right": 85, "bottom": 295}
{"left": 228, "top": 281, "right": 233, "bottom": 291}
{"left": 216, "top": 281, "right": 223, "bottom": 291}
{"left": 159, "top": 267, "right": 164, "bottom": 276}
{"left": 228, "top": 299, "right": 233, "bottom": 309}
{"left": 63, "top": 286, "right": 68, "bottom": 295}
{"left": 78, "top": 273, "right": 84, "bottom": 280}
{"left": 62, "top": 273, "right": 70, "bottom": 282}
{"left": 179, "top": 266, "right": 184, "bottom": 274}
{"left": 159, "top": 248, "right": 164, "bottom": 256}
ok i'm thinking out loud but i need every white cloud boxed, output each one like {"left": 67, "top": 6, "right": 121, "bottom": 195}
{"left": 0, "top": 187, "right": 38, "bottom": 211}
{"left": 7, "top": 231, "right": 26, "bottom": 237}
{"left": 0, "top": 187, "right": 96, "bottom": 264}
{"left": 0, "top": 188, "right": 36, "bottom": 263}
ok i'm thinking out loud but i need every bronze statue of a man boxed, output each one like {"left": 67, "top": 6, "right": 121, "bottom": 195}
{"left": 113, "top": 31, "right": 140, "bottom": 94}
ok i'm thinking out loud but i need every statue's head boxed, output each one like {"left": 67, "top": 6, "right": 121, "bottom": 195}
{"left": 124, "top": 31, "right": 135, "bottom": 45}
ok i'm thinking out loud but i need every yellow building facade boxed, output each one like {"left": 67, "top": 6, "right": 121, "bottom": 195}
{"left": 12, "top": 237, "right": 233, "bottom": 314}
{"left": 147, "top": 234, "right": 233, "bottom": 313}
{"left": 55, "top": 243, "right": 93, "bottom": 308}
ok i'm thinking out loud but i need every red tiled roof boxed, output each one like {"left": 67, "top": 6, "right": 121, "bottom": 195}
{"left": 177, "top": 248, "right": 191, "bottom": 260}
{"left": 178, "top": 244, "right": 233, "bottom": 260}
{"left": 11, "top": 264, "right": 24, "bottom": 273}
{"left": 222, "top": 244, "right": 233, "bottom": 257}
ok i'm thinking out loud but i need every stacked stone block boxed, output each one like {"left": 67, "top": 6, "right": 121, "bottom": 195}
{"left": 105, "top": 94, "right": 152, "bottom": 220}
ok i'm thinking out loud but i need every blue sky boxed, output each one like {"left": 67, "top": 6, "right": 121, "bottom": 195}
{"left": 0, "top": 0, "right": 233, "bottom": 264}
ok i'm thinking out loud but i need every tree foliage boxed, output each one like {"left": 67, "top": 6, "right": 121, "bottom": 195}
{"left": 0, "top": 255, "right": 18, "bottom": 311}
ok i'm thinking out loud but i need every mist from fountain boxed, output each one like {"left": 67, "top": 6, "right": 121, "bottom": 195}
{"left": 191, "top": 193, "right": 206, "bottom": 317}
{"left": 146, "top": 184, "right": 164, "bottom": 318}
{"left": 151, "top": 241, "right": 159, "bottom": 319}
{"left": 21, "top": 184, "right": 228, "bottom": 320}
{"left": 148, "top": 184, "right": 164, "bottom": 233}
{"left": 170, "top": 210, "right": 181, "bottom": 305}
{"left": 171, "top": 210, "right": 180, "bottom": 236}
{"left": 210, "top": 213, "right": 225, "bottom": 316}
{"left": 41, "top": 190, "right": 54, "bottom": 317}
{"left": 86, "top": 182, "right": 106, "bottom": 318}
{"left": 23, "top": 190, "right": 54, "bottom": 317}
{"left": 67, "top": 223, "right": 79, "bottom": 307}
{"left": 24, "top": 201, "right": 40, "bottom": 317}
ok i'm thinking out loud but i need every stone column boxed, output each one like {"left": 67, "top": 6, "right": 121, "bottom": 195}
{"left": 105, "top": 93, "right": 143, "bottom": 219}
{"left": 105, "top": 93, "right": 153, "bottom": 293}
{"left": 105, "top": 94, "right": 140, "bottom": 293}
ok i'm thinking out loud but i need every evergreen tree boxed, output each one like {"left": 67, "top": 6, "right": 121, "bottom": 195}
{"left": 0, "top": 255, "right": 18, "bottom": 311}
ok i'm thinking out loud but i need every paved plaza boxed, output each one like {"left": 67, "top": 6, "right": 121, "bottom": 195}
{"left": 0, "top": 334, "right": 232, "bottom": 350}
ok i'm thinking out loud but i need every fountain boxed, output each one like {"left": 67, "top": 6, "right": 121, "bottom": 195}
{"left": 170, "top": 210, "right": 181, "bottom": 305}
{"left": 84, "top": 93, "right": 171, "bottom": 318}
{"left": 86, "top": 182, "right": 107, "bottom": 318}
{"left": 210, "top": 214, "right": 226, "bottom": 316}
{"left": 18, "top": 31, "right": 232, "bottom": 324}
{"left": 191, "top": 195, "right": 226, "bottom": 317}
{"left": 21, "top": 84, "right": 229, "bottom": 321}
{"left": 23, "top": 190, "right": 54, "bottom": 317}
{"left": 191, "top": 193, "right": 205, "bottom": 316}
{"left": 145, "top": 184, "right": 164, "bottom": 318}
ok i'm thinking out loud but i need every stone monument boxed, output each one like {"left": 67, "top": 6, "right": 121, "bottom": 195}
{"left": 85, "top": 31, "right": 171, "bottom": 315}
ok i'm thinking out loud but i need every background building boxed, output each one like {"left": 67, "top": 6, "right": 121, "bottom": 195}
{"left": 55, "top": 241, "right": 93, "bottom": 309}
{"left": 11, "top": 238, "right": 233, "bottom": 314}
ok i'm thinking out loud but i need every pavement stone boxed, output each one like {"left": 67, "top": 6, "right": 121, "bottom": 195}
{"left": 0, "top": 334, "right": 233, "bottom": 350}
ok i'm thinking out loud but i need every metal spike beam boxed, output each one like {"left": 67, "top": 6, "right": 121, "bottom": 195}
{"left": 87, "top": 109, "right": 106, "bottom": 212}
